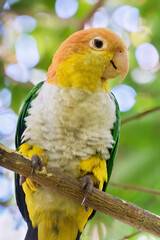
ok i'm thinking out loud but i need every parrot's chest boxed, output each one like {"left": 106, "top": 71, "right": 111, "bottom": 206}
{"left": 23, "top": 83, "right": 116, "bottom": 176}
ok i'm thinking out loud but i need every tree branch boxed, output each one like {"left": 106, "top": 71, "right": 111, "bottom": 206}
{"left": 0, "top": 143, "right": 160, "bottom": 237}
{"left": 121, "top": 106, "right": 160, "bottom": 125}
{"left": 78, "top": 0, "right": 105, "bottom": 30}
{"left": 119, "top": 231, "right": 141, "bottom": 240}
{"left": 110, "top": 182, "right": 160, "bottom": 196}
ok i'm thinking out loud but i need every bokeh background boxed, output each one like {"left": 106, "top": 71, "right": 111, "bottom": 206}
{"left": 0, "top": 0, "right": 160, "bottom": 239}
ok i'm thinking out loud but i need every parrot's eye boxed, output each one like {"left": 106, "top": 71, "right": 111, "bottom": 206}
{"left": 94, "top": 39, "right": 103, "bottom": 48}
{"left": 89, "top": 36, "right": 106, "bottom": 51}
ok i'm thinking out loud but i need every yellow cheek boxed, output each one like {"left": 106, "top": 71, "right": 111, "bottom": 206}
{"left": 56, "top": 50, "right": 112, "bottom": 91}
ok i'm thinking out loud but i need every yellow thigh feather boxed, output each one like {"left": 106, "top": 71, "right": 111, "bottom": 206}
{"left": 19, "top": 143, "right": 108, "bottom": 240}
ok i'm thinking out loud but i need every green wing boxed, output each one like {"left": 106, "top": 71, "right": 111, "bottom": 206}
{"left": 15, "top": 81, "right": 44, "bottom": 150}
{"left": 106, "top": 92, "right": 120, "bottom": 185}
{"left": 15, "top": 81, "right": 44, "bottom": 224}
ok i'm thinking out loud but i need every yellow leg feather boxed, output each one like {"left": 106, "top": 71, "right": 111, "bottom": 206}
{"left": 79, "top": 155, "right": 108, "bottom": 190}
{"left": 19, "top": 143, "right": 108, "bottom": 240}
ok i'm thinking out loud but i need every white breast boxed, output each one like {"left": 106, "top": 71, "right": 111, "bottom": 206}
{"left": 23, "top": 82, "right": 116, "bottom": 176}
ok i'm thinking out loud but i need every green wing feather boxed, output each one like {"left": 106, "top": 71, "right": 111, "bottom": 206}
{"left": 15, "top": 81, "right": 44, "bottom": 150}
{"left": 107, "top": 92, "right": 120, "bottom": 184}
{"left": 15, "top": 81, "right": 44, "bottom": 224}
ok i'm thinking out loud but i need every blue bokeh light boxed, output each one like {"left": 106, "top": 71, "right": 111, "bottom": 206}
{"left": 135, "top": 43, "right": 159, "bottom": 70}
{"left": 3, "top": 1, "right": 10, "bottom": 10}
{"left": 0, "top": 208, "right": 27, "bottom": 240}
{"left": 0, "top": 109, "right": 18, "bottom": 137}
{"left": 30, "top": 68, "right": 46, "bottom": 85}
{"left": 131, "top": 68, "right": 155, "bottom": 84}
{"left": 7, "top": 0, "right": 20, "bottom": 5}
{"left": 15, "top": 34, "right": 40, "bottom": 69}
{"left": 112, "top": 5, "right": 140, "bottom": 33}
{"left": 0, "top": 133, "right": 16, "bottom": 149}
{"left": 0, "top": 175, "right": 12, "bottom": 202}
{"left": 5, "top": 63, "right": 29, "bottom": 83}
{"left": 55, "top": 0, "right": 79, "bottom": 19}
{"left": 0, "top": 167, "right": 8, "bottom": 174}
{"left": 92, "top": 10, "right": 110, "bottom": 28}
{"left": 13, "top": 15, "right": 36, "bottom": 34}
{"left": 0, "top": 205, "right": 6, "bottom": 216}
{"left": 112, "top": 84, "right": 137, "bottom": 112}
{"left": 0, "top": 88, "right": 11, "bottom": 109}
{"left": 6, "top": 206, "right": 26, "bottom": 228}
{"left": 85, "top": 0, "right": 98, "bottom": 4}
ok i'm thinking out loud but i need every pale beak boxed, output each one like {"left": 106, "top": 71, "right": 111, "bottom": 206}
{"left": 102, "top": 50, "right": 129, "bottom": 82}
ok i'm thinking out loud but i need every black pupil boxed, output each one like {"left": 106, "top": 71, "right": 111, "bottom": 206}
{"left": 94, "top": 39, "right": 103, "bottom": 48}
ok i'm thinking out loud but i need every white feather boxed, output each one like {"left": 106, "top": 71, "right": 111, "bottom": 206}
{"left": 23, "top": 82, "right": 116, "bottom": 177}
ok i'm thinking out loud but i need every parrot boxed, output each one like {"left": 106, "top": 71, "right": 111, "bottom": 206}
{"left": 15, "top": 28, "right": 128, "bottom": 240}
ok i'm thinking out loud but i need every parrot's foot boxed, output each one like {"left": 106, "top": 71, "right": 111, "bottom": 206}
{"left": 80, "top": 175, "right": 93, "bottom": 211}
{"left": 31, "top": 154, "right": 44, "bottom": 176}
{"left": 19, "top": 175, "right": 26, "bottom": 185}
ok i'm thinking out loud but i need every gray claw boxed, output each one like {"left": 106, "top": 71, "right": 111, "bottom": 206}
{"left": 79, "top": 175, "right": 93, "bottom": 211}
{"left": 19, "top": 176, "right": 26, "bottom": 185}
{"left": 31, "top": 154, "right": 44, "bottom": 176}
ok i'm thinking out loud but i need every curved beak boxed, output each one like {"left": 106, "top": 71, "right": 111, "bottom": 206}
{"left": 102, "top": 50, "right": 129, "bottom": 82}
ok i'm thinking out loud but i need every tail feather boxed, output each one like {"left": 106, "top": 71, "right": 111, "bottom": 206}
{"left": 25, "top": 220, "right": 83, "bottom": 240}
{"left": 38, "top": 221, "right": 58, "bottom": 240}
{"left": 25, "top": 224, "right": 81, "bottom": 240}
{"left": 57, "top": 217, "right": 78, "bottom": 240}
{"left": 25, "top": 222, "right": 38, "bottom": 240}
{"left": 76, "top": 231, "right": 82, "bottom": 240}
{"left": 36, "top": 217, "right": 80, "bottom": 240}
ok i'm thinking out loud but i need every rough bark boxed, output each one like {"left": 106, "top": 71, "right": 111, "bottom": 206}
{"left": 0, "top": 143, "right": 160, "bottom": 237}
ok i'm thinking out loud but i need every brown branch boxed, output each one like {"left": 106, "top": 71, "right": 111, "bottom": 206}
{"left": 119, "top": 231, "right": 141, "bottom": 240}
{"left": 0, "top": 143, "right": 160, "bottom": 237}
{"left": 79, "top": 0, "right": 106, "bottom": 30}
{"left": 110, "top": 182, "right": 160, "bottom": 196}
{"left": 121, "top": 106, "right": 160, "bottom": 125}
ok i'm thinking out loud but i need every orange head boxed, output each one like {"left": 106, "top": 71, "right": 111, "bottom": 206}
{"left": 47, "top": 28, "right": 129, "bottom": 91}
